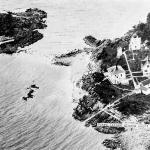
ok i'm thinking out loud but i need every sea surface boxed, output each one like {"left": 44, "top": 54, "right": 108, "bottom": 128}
{"left": 1, "top": 0, "right": 150, "bottom": 150}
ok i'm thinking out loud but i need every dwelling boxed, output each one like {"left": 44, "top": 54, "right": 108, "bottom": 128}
{"left": 141, "top": 56, "right": 150, "bottom": 77}
{"left": 140, "top": 78, "right": 150, "bottom": 95}
{"left": 116, "top": 46, "right": 123, "bottom": 58}
{"left": 129, "top": 34, "right": 141, "bottom": 50}
{"left": 105, "top": 65, "right": 129, "bottom": 85}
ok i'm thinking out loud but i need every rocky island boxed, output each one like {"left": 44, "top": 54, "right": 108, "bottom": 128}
{"left": 22, "top": 82, "right": 39, "bottom": 101}
{"left": 0, "top": 8, "right": 47, "bottom": 54}
{"left": 54, "top": 12, "right": 150, "bottom": 149}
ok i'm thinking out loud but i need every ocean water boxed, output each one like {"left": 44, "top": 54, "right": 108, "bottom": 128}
{"left": 1, "top": 0, "right": 150, "bottom": 150}
{"left": 0, "top": 54, "right": 109, "bottom": 150}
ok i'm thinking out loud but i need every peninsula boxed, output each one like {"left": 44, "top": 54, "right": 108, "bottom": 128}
{"left": 54, "top": 12, "right": 150, "bottom": 149}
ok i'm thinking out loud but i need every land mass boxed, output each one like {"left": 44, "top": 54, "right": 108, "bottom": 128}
{"left": 54, "top": 12, "right": 150, "bottom": 149}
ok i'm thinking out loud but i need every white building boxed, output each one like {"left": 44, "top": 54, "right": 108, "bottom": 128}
{"left": 116, "top": 46, "right": 123, "bottom": 58}
{"left": 105, "top": 65, "right": 129, "bottom": 85}
{"left": 140, "top": 78, "right": 150, "bottom": 95}
{"left": 129, "top": 34, "right": 141, "bottom": 50}
{"left": 141, "top": 56, "right": 150, "bottom": 77}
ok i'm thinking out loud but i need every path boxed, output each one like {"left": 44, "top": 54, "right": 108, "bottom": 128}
{"left": 84, "top": 91, "right": 134, "bottom": 123}
{"left": 123, "top": 51, "right": 137, "bottom": 88}
{"left": 0, "top": 39, "right": 14, "bottom": 45}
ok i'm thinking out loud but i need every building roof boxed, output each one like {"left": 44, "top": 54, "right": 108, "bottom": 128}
{"left": 107, "top": 65, "right": 125, "bottom": 75}
{"left": 141, "top": 78, "right": 150, "bottom": 86}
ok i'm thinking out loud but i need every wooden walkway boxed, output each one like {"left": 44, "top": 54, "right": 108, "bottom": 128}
{"left": 0, "top": 39, "right": 14, "bottom": 45}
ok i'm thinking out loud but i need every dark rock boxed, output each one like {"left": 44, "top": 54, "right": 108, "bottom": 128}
{"left": 22, "top": 84, "right": 39, "bottom": 101}
{"left": 94, "top": 126, "right": 125, "bottom": 134}
{"left": 31, "top": 84, "right": 39, "bottom": 89}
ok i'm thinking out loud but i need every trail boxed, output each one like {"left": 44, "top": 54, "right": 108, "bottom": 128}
{"left": 84, "top": 91, "right": 134, "bottom": 123}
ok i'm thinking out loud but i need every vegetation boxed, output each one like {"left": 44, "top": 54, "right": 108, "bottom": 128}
{"left": 117, "top": 94, "right": 150, "bottom": 116}
{"left": 89, "top": 12, "right": 150, "bottom": 73}
{"left": 72, "top": 72, "right": 123, "bottom": 121}
{"left": 102, "top": 139, "right": 121, "bottom": 149}
{"left": 83, "top": 35, "right": 102, "bottom": 47}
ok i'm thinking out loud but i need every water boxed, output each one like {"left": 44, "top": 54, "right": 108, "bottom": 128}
{"left": 0, "top": 54, "right": 109, "bottom": 150}
{"left": 0, "top": 0, "right": 150, "bottom": 149}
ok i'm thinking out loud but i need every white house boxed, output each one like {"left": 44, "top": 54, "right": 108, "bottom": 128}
{"left": 141, "top": 56, "right": 150, "bottom": 77}
{"left": 105, "top": 65, "right": 129, "bottom": 85}
{"left": 129, "top": 34, "right": 141, "bottom": 50}
{"left": 140, "top": 78, "right": 150, "bottom": 95}
{"left": 116, "top": 46, "right": 123, "bottom": 58}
